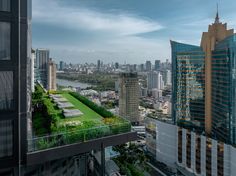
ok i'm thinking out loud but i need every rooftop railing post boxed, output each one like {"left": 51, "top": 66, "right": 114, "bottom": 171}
{"left": 101, "top": 143, "right": 105, "bottom": 176}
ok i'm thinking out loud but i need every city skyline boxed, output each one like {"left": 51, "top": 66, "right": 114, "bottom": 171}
{"left": 32, "top": 0, "right": 236, "bottom": 64}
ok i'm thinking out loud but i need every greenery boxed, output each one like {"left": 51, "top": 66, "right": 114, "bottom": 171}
{"left": 69, "top": 92, "right": 114, "bottom": 118}
{"left": 57, "top": 73, "right": 117, "bottom": 91}
{"left": 31, "top": 84, "right": 131, "bottom": 151}
{"left": 112, "top": 143, "right": 149, "bottom": 176}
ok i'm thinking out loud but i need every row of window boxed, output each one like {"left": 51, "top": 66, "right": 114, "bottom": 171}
{"left": 0, "top": 0, "right": 10, "bottom": 12}
{"left": 0, "top": 1, "right": 14, "bottom": 160}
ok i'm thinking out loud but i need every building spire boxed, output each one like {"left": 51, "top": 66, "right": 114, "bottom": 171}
{"left": 215, "top": 3, "right": 220, "bottom": 23}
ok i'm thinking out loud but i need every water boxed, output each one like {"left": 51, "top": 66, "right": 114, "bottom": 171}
{"left": 57, "top": 78, "right": 92, "bottom": 89}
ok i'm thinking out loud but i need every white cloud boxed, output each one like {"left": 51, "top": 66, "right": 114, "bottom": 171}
{"left": 33, "top": 0, "right": 163, "bottom": 36}
{"left": 32, "top": 0, "right": 169, "bottom": 63}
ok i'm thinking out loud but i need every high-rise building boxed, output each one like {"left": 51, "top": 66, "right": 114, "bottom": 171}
{"left": 47, "top": 58, "right": 57, "bottom": 91}
{"left": 163, "top": 69, "right": 171, "bottom": 86}
{"left": 119, "top": 72, "right": 140, "bottom": 124}
{"left": 35, "top": 48, "right": 49, "bottom": 88}
{"left": 154, "top": 60, "right": 161, "bottom": 70}
{"left": 115, "top": 62, "right": 119, "bottom": 69}
{"left": 97, "top": 59, "right": 101, "bottom": 71}
{"left": 139, "top": 64, "right": 144, "bottom": 72}
{"left": 147, "top": 71, "right": 158, "bottom": 90}
{"left": 59, "top": 61, "right": 65, "bottom": 71}
{"left": 147, "top": 71, "right": 164, "bottom": 90}
{"left": 0, "top": 0, "right": 32, "bottom": 172}
{"left": 145, "top": 60, "right": 152, "bottom": 71}
{"left": 172, "top": 10, "right": 236, "bottom": 144}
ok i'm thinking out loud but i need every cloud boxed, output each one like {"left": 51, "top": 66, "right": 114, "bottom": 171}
{"left": 33, "top": 0, "right": 163, "bottom": 36}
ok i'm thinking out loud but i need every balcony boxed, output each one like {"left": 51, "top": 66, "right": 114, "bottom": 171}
{"left": 27, "top": 85, "right": 136, "bottom": 164}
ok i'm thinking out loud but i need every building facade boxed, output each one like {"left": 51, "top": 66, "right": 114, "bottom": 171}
{"left": 171, "top": 11, "right": 236, "bottom": 144}
{"left": 47, "top": 58, "right": 57, "bottom": 91}
{"left": 145, "top": 60, "right": 152, "bottom": 71}
{"left": 154, "top": 60, "right": 161, "bottom": 71}
{"left": 35, "top": 49, "right": 49, "bottom": 88}
{"left": 0, "top": 0, "right": 32, "bottom": 173}
{"left": 119, "top": 72, "right": 140, "bottom": 124}
{"left": 146, "top": 118, "right": 236, "bottom": 176}
{"left": 147, "top": 71, "right": 164, "bottom": 91}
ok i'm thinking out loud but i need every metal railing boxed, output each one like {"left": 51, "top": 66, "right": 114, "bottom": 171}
{"left": 28, "top": 122, "right": 131, "bottom": 152}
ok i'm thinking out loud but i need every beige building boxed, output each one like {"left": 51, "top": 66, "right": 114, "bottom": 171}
{"left": 119, "top": 72, "right": 140, "bottom": 124}
{"left": 47, "top": 58, "right": 57, "bottom": 91}
{"left": 201, "top": 10, "right": 234, "bottom": 134}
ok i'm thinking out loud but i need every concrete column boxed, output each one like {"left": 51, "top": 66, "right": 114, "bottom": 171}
{"left": 182, "top": 129, "right": 186, "bottom": 167}
{"left": 191, "top": 132, "right": 196, "bottom": 172}
{"left": 211, "top": 139, "right": 217, "bottom": 176}
{"left": 200, "top": 136, "right": 206, "bottom": 176}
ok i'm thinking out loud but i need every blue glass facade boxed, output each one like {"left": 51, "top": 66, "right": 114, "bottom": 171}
{"left": 172, "top": 35, "right": 236, "bottom": 144}
{"left": 212, "top": 34, "right": 236, "bottom": 144}
{"left": 171, "top": 41, "right": 205, "bottom": 132}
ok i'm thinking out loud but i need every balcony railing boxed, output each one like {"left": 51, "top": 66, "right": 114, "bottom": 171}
{"left": 28, "top": 121, "right": 131, "bottom": 152}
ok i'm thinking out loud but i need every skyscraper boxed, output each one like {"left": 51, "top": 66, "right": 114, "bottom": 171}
{"left": 145, "top": 60, "right": 152, "bottom": 71}
{"left": 154, "top": 60, "right": 161, "bottom": 71}
{"left": 35, "top": 48, "right": 49, "bottom": 88}
{"left": 97, "top": 59, "right": 101, "bottom": 71}
{"left": 119, "top": 72, "right": 140, "bottom": 124}
{"left": 172, "top": 9, "right": 236, "bottom": 144}
{"left": 147, "top": 71, "right": 163, "bottom": 90}
{"left": 59, "top": 61, "right": 65, "bottom": 71}
{"left": 47, "top": 58, "right": 57, "bottom": 91}
{"left": 0, "top": 0, "right": 32, "bottom": 172}
{"left": 163, "top": 69, "right": 171, "bottom": 86}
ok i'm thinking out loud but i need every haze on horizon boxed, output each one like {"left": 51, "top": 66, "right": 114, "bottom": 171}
{"left": 32, "top": 0, "right": 236, "bottom": 64}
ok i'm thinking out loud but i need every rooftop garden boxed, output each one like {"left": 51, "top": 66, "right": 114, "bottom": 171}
{"left": 29, "top": 84, "right": 131, "bottom": 152}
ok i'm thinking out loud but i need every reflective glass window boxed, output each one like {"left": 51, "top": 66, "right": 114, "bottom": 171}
{"left": 0, "top": 71, "right": 13, "bottom": 110}
{"left": 0, "top": 0, "right": 10, "bottom": 12}
{"left": 0, "top": 120, "right": 13, "bottom": 158}
{"left": 0, "top": 22, "right": 10, "bottom": 60}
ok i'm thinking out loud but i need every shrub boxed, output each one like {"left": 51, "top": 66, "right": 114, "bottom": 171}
{"left": 70, "top": 92, "right": 114, "bottom": 117}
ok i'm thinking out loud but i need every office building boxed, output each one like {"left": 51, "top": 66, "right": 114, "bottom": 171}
{"left": 47, "top": 58, "right": 57, "bottom": 91}
{"left": 35, "top": 48, "right": 49, "bottom": 88}
{"left": 59, "top": 61, "right": 65, "bottom": 71}
{"left": 163, "top": 69, "right": 171, "bottom": 86}
{"left": 145, "top": 118, "right": 236, "bottom": 176}
{"left": 147, "top": 71, "right": 158, "bottom": 90}
{"left": 97, "top": 59, "right": 101, "bottom": 71}
{"left": 119, "top": 72, "right": 140, "bottom": 124}
{"left": 147, "top": 71, "right": 164, "bottom": 90}
{"left": 145, "top": 60, "right": 152, "bottom": 71}
{"left": 171, "top": 9, "right": 236, "bottom": 143}
{"left": 154, "top": 60, "right": 161, "bottom": 71}
{"left": 0, "top": 0, "right": 32, "bottom": 173}
{"left": 115, "top": 62, "right": 119, "bottom": 69}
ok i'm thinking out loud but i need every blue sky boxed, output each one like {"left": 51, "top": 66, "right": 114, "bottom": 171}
{"left": 32, "top": 0, "right": 236, "bottom": 64}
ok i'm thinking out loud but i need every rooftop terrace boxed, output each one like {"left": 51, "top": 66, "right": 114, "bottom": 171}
{"left": 29, "top": 85, "right": 133, "bottom": 153}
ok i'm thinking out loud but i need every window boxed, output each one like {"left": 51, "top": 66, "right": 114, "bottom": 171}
{"left": 0, "top": 22, "right": 10, "bottom": 60}
{"left": 0, "top": 0, "right": 10, "bottom": 12}
{"left": 0, "top": 71, "right": 13, "bottom": 110}
{"left": 0, "top": 120, "right": 13, "bottom": 158}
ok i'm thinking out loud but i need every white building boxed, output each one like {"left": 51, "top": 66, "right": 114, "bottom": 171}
{"left": 164, "top": 69, "right": 171, "bottom": 86}
{"left": 145, "top": 118, "right": 236, "bottom": 176}
{"left": 147, "top": 71, "right": 164, "bottom": 90}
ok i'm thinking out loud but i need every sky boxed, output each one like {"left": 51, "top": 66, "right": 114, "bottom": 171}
{"left": 32, "top": 0, "right": 236, "bottom": 64}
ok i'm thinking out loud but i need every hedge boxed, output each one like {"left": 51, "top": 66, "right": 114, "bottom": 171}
{"left": 69, "top": 92, "right": 114, "bottom": 118}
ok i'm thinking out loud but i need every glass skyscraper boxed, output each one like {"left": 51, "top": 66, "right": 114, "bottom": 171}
{"left": 0, "top": 0, "right": 32, "bottom": 173}
{"left": 172, "top": 11, "right": 236, "bottom": 144}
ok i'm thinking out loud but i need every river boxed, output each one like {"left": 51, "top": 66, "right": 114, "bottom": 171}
{"left": 57, "top": 78, "right": 92, "bottom": 89}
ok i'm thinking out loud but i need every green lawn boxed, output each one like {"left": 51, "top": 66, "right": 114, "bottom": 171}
{"left": 60, "top": 93, "right": 104, "bottom": 125}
